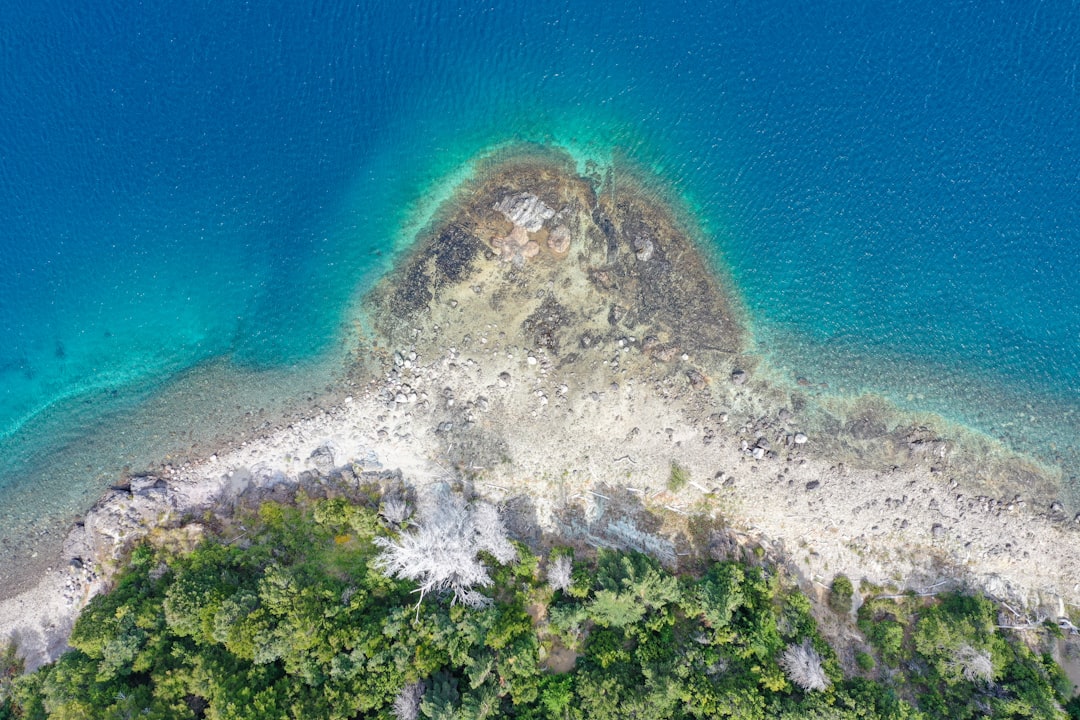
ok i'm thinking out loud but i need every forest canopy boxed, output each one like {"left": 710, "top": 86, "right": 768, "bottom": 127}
{"left": 1, "top": 485, "right": 1076, "bottom": 720}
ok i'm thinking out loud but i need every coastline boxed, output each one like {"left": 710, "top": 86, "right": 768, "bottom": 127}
{"left": 3, "top": 146, "right": 1078, "bottom": 671}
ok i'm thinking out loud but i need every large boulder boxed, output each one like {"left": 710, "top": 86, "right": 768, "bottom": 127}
{"left": 493, "top": 192, "right": 555, "bottom": 232}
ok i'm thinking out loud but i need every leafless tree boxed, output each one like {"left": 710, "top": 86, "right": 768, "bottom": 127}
{"left": 547, "top": 555, "right": 573, "bottom": 593}
{"left": 948, "top": 644, "right": 995, "bottom": 683}
{"left": 780, "top": 640, "right": 831, "bottom": 692}
{"left": 374, "top": 485, "right": 516, "bottom": 611}
{"left": 471, "top": 501, "right": 517, "bottom": 564}
{"left": 392, "top": 680, "right": 425, "bottom": 720}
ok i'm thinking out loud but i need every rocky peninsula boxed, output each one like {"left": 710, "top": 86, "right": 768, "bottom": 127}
{"left": 2, "top": 146, "right": 1078, "bottom": 678}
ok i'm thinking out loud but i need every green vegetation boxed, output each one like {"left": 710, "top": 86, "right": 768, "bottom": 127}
{"left": 0, "top": 488, "right": 1075, "bottom": 719}
{"left": 829, "top": 574, "right": 854, "bottom": 615}
{"left": 859, "top": 591, "right": 1075, "bottom": 719}
{"left": 0, "top": 643, "right": 22, "bottom": 718}
{"left": 667, "top": 462, "right": 689, "bottom": 492}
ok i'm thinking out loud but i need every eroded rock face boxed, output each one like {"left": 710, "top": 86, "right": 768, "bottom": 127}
{"left": 493, "top": 192, "right": 555, "bottom": 232}
{"left": 492, "top": 224, "right": 540, "bottom": 264}
{"left": 548, "top": 225, "right": 571, "bottom": 254}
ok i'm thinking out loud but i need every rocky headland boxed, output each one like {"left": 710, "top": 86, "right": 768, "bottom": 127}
{"left": 2, "top": 146, "right": 1078, "bottom": 674}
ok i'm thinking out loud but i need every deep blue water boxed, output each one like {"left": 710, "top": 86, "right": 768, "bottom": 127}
{"left": 1, "top": 0, "right": 1078, "bottom": 522}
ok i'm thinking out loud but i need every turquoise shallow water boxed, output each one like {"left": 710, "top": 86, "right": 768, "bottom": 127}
{"left": 1, "top": 0, "right": 1078, "bottom": 541}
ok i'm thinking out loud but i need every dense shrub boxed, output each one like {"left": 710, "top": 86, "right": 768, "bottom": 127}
{"left": 1, "top": 492, "right": 1073, "bottom": 719}
{"left": 829, "top": 574, "right": 854, "bottom": 614}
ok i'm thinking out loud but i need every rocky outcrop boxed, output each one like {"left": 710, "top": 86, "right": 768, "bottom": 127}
{"left": 492, "top": 225, "right": 540, "bottom": 264}
{"left": 493, "top": 192, "right": 555, "bottom": 232}
{"left": 547, "top": 225, "right": 571, "bottom": 254}
{"left": 633, "top": 234, "right": 654, "bottom": 262}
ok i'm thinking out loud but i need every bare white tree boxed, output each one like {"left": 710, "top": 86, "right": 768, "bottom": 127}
{"left": 471, "top": 501, "right": 517, "bottom": 564}
{"left": 374, "top": 485, "right": 516, "bottom": 611}
{"left": 392, "top": 680, "right": 425, "bottom": 720}
{"left": 780, "top": 640, "right": 831, "bottom": 692}
{"left": 547, "top": 555, "right": 573, "bottom": 593}
{"left": 948, "top": 644, "right": 995, "bottom": 683}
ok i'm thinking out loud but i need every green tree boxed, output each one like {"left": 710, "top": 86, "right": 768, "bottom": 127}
{"left": 829, "top": 574, "right": 854, "bottom": 614}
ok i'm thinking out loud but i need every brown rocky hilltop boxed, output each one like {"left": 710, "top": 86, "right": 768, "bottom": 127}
{"left": 3, "top": 145, "right": 1078, "bottom": 670}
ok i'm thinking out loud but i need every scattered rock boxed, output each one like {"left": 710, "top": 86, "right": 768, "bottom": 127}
{"left": 793, "top": 432, "right": 808, "bottom": 445}
{"left": 653, "top": 344, "right": 678, "bottom": 362}
{"left": 931, "top": 523, "right": 946, "bottom": 538}
{"left": 640, "top": 335, "right": 678, "bottom": 362}
{"left": 607, "top": 304, "right": 627, "bottom": 326}
{"left": 1049, "top": 501, "right": 1064, "bottom": 514}
{"left": 805, "top": 480, "right": 820, "bottom": 490}
{"left": 731, "top": 368, "right": 747, "bottom": 385}
{"left": 686, "top": 369, "right": 708, "bottom": 390}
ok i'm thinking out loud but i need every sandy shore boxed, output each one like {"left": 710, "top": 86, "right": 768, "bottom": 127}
{"left": 3, "top": 147, "right": 1078, "bottom": 670}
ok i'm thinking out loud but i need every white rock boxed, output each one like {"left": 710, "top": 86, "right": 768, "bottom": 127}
{"left": 493, "top": 192, "right": 556, "bottom": 232}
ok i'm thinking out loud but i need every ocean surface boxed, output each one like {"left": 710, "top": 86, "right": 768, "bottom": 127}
{"left": 2, "top": 0, "right": 1078, "bottom": 544}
